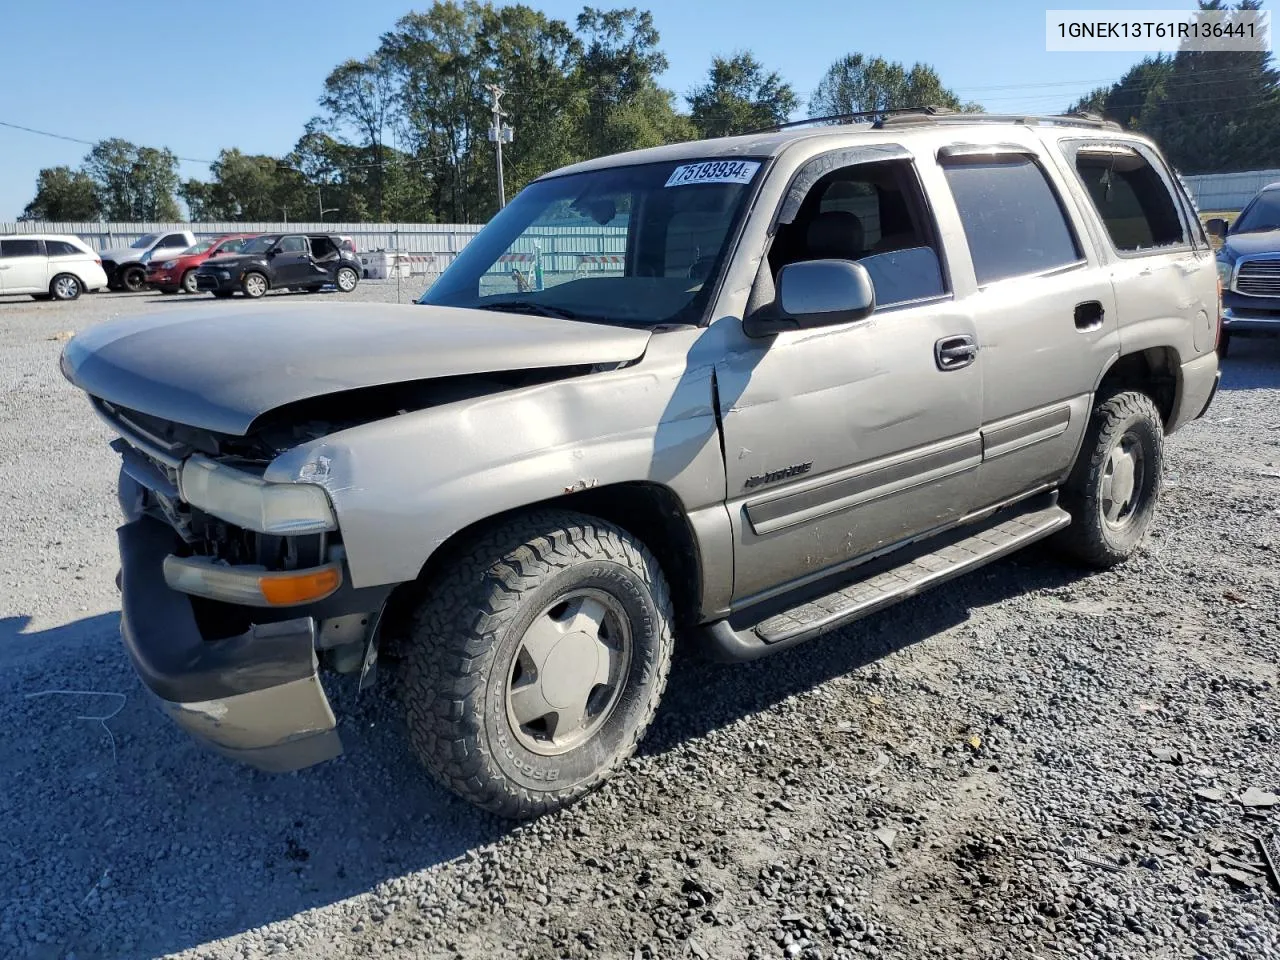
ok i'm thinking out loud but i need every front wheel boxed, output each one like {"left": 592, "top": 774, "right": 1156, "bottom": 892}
{"left": 241, "top": 272, "right": 268, "bottom": 299}
{"left": 121, "top": 266, "right": 146, "bottom": 292}
{"left": 335, "top": 266, "right": 358, "bottom": 293}
{"left": 181, "top": 270, "right": 200, "bottom": 294}
{"left": 403, "top": 510, "right": 674, "bottom": 819}
{"left": 1054, "top": 390, "right": 1164, "bottom": 568}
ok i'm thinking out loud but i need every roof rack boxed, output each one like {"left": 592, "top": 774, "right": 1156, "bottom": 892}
{"left": 745, "top": 105, "right": 952, "bottom": 135}
{"left": 874, "top": 110, "right": 1122, "bottom": 131}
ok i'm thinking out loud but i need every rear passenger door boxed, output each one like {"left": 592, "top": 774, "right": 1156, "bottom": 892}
{"left": 929, "top": 144, "right": 1119, "bottom": 506}
{"left": 0, "top": 239, "right": 49, "bottom": 294}
{"left": 1061, "top": 140, "right": 1217, "bottom": 358}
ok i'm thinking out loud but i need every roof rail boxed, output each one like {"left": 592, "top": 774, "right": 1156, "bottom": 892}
{"left": 744, "top": 105, "right": 955, "bottom": 135}
{"left": 875, "top": 110, "right": 1122, "bottom": 131}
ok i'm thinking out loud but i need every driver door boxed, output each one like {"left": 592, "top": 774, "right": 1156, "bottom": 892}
{"left": 271, "top": 235, "right": 312, "bottom": 285}
{"left": 715, "top": 155, "right": 984, "bottom": 603}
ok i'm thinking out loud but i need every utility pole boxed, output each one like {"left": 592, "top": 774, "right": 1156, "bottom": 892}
{"left": 485, "top": 83, "right": 513, "bottom": 209}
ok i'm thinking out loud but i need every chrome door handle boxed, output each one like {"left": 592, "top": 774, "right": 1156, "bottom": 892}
{"left": 935, "top": 335, "right": 978, "bottom": 370}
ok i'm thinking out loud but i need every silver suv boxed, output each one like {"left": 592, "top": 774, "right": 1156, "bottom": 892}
{"left": 62, "top": 111, "right": 1221, "bottom": 817}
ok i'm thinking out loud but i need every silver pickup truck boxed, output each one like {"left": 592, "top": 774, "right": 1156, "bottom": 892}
{"left": 61, "top": 111, "right": 1221, "bottom": 818}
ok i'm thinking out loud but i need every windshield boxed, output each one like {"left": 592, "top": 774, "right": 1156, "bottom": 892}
{"left": 1233, "top": 191, "right": 1280, "bottom": 234}
{"left": 130, "top": 233, "right": 160, "bottom": 249}
{"left": 185, "top": 239, "right": 216, "bottom": 255}
{"left": 419, "top": 158, "right": 764, "bottom": 326}
{"left": 239, "top": 235, "right": 280, "bottom": 254}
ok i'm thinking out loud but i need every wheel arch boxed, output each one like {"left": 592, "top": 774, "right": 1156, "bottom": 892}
{"left": 1094, "top": 347, "right": 1180, "bottom": 428}
{"left": 379, "top": 480, "right": 705, "bottom": 652}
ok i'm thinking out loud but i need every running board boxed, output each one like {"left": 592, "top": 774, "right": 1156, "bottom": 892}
{"left": 697, "top": 498, "right": 1071, "bottom": 662}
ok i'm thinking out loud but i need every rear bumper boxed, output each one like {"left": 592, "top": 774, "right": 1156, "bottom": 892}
{"left": 117, "top": 517, "right": 342, "bottom": 772}
{"left": 1170, "top": 351, "right": 1221, "bottom": 432}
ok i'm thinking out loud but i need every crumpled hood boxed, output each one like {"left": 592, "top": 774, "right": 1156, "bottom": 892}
{"left": 1220, "top": 229, "right": 1280, "bottom": 259}
{"left": 100, "top": 246, "right": 144, "bottom": 263}
{"left": 61, "top": 301, "right": 652, "bottom": 436}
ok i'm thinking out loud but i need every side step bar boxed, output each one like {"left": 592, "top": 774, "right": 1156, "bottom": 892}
{"left": 697, "top": 497, "right": 1071, "bottom": 662}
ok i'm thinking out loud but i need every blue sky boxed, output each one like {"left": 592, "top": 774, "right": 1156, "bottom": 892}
{"left": 0, "top": 0, "right": 1191, "bottom": 220}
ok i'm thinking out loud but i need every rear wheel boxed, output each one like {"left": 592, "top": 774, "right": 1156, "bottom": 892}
{"left": 1054, "top": 390, "right": 1163, "bottom": 568}
{"left": 241, "top": 272, "right": 268, "bottom": 299}
{"left": 403, "top": 510, "right": 674, "bottom": 818}
{"left": 50, "top": 273, "right": 82, "bottom": 301}
{"left": 121, "top": 266, "right": 146, "bottom": 292}
{"left": 181, "top": 270, "right": 199, "bottom": 294}
{"left": 335, "top": 266, "right": 358, "bottom": 293}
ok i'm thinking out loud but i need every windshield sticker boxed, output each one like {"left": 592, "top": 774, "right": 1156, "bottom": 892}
{"left": 665, "top": 160, "right": 760, "bottom": 188}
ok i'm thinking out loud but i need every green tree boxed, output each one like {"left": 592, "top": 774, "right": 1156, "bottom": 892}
{"left": 320, "top": 55, "right": 395, "bottom": 219}
{"left": 573, "top": 7, "right": 691, "bottom": 157}
{"left": 21, "top": 166, "right": 99, "bottom": 220}
{"left": 83, "top": 139, "right": 180, "bottom": 220}
{"left": 688, "top": 51, "right": 798, "bottom": 137}
{"left": 809, "top": 53, "right": 977, "bottom": 119}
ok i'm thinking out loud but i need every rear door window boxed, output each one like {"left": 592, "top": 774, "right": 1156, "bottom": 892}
{"left": 1072, "top": 148, "right": 1188, "bottom": 253}
{"left": 1, "top": 239, "right": 44, "bottom": 258}
{"left": 940, "top": 156, "right": 1081, "bottom": 285}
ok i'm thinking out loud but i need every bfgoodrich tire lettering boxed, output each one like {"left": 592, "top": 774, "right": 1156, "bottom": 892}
{"left": 402, "top": 510, "right": 674, "bottom": 818}
{"left": 1055, "top": 390, "right": 1164, "bottom": 568}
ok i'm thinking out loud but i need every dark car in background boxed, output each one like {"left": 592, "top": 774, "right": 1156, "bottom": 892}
{"left": 194, "top": 233, "right": 361, "bottom": 298}
{"left": 1208, "top": 183, "right": 1280, "bottom": 355}
{"left": 147, "top": 234, "right": 257, "bottom": 294}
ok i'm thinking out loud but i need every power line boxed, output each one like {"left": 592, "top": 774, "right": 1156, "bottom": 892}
{"left": 0, "top": 118, "right": 217, "bottom": 164}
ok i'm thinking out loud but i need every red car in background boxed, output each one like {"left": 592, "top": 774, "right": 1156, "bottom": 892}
{"left": 147, "top": 234, "right": 257, "bottom": 294}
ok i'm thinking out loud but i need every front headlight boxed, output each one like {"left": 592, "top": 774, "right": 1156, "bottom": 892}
{"left": 160, "top": 260, "right": 177, "bottom": 270}
{"left": 179, "top": 455, "right": 336, "bottom": 535}
{"left": 1217, "top": 259, "right": 1233, "bottom": 289}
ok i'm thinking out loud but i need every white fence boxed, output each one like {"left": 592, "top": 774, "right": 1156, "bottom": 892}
{"left": 0, "top": 221, "right": 486, "bottom": 270}
{"left": 1181, "top": 169, "right": 1280, "bottom": 212}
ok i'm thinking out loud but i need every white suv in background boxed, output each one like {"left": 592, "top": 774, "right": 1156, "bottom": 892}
{"left": 0, "top": 235, "right": 108, "bottom": 301}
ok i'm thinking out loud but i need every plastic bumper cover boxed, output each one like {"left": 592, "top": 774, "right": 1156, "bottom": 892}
{"left": 1170, "top": 351, "right": 1221, "bottom": 432}
{"left": 117, "top": 517, "right": 342, "bottom": 772}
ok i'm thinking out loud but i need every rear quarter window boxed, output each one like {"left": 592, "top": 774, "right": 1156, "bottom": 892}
{"left": 1073, "top": 150, "right": 1187, "bottom": 253}
{"left": 45, "top": 240, "right": 83, "bottom": 256}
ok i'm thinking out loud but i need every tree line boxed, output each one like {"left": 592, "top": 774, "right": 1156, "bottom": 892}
{"left": 19, "top": 0, "right": 1280, "bottom": 224}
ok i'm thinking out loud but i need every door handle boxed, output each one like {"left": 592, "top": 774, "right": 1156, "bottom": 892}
{"left": 1074, "top": 300, "right": 1105, "bottom": 331}
{"left": 935, "top": 335, "right": 978, "bottom": 371}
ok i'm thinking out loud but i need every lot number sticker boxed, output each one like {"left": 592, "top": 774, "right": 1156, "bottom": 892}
{"left": 665, "top": 160, "right": 760, "bottom": 187}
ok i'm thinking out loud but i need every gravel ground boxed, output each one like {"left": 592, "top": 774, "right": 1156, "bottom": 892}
{"left": 2, "top": 284, "right": 1278, "bottom": 960}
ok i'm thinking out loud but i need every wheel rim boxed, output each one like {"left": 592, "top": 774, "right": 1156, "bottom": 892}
{"left": 505, "top": 589, "right": 632, "bottom": 756}
{"left": 1100, "top": 431, "right": 1145, "bottom": 528}
{"left": 245, "top": 274, "right": 266, "bottom": 297}
{"left": 183, "top": 272, "right": 198, "bottom": 293}
{"left": 124, "top": 269, "right": 143, "bottom": 291}
{"left": 54, "top": 276, "right": 78, "bottom": 299}
{"left": 337, "top": 268, "right": 356, "bottom": 291}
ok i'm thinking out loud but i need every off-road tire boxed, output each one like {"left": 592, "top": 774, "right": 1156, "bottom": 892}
{"left": 1054, "top": 390, "right": 1163, "bottom": 568}
{"left": 403, "top": 510, "right": 674, "bottom": 819}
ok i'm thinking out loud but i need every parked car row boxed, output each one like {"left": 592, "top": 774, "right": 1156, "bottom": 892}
{"left": 1, "top": 231, "right": 362, "bottom": 301}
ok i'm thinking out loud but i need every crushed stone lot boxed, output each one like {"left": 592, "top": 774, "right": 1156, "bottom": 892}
{"left": 2, "top": 284, "right": 1279, "bottom": 960}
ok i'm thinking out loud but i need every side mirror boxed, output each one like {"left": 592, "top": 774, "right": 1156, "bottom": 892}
{"left": 1205, "top": 217, "right": 1230, "bottom": 238}
{"left": 744, "top": 260, "right": 876, "bottom": 337}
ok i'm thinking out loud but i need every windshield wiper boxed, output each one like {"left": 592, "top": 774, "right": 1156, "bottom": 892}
{"left": 475, "top": 300, "right": 585, "bottom": 321}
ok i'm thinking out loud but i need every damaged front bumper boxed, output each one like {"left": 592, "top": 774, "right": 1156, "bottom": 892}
{"left": 118, "top": 517, "right": 346, "bottom": 772}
